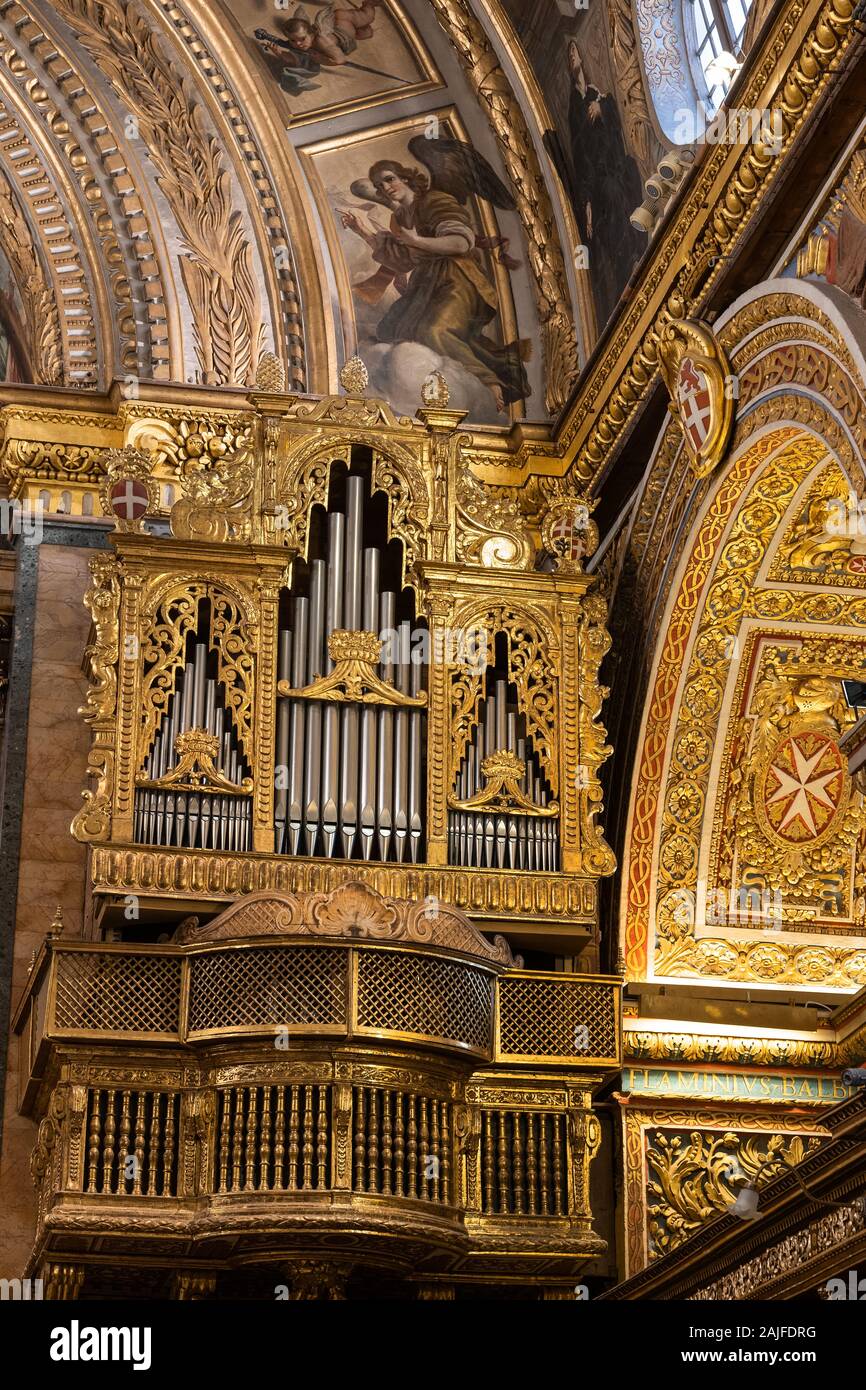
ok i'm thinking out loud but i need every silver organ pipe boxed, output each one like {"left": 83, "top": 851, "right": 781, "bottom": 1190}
{"left": 447, "top": 665, "right": 559, "bottom": 872}
{"left": 135, "top": 603, "right": 253, "bottom": 851}
{"left": 274, "top": 464, "right": 427, "bottom": 862}
{"left": 358, "top": 547, "right": 379, "bottom": 861}
{"left": 287, "top": 597, "right": 308, "bottom": 856}
{"left": 274, "top": 629, "right": 292, "bottom": 854}
{"left": 377, "top": 589, "right": 396, "bottom": 863}
{"left": 303, "top": 559, "right": 326, "bottom": 854}
{"left": 340, "top": 477, "right": 363, "bottom": 858}
{"left": 321, "top": 511, "right": 345, "bottom": 857}
{"left": 393, "top": 620, "right": 410, "bottom": 863}
{"left": 409, "top": 654, "right": 423, "bottom": 864}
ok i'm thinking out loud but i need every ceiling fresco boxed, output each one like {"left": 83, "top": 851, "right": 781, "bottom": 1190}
{"left": 0, "top": 0, "right": 724, "bottom": 416}
{"left": 498, "top": 0, "right": 665, "bottom": 333}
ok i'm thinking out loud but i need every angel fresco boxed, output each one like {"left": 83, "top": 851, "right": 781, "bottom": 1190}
{"left": 338, "top": 135, "right": 530, "bottom": 416}
{"left": 254, "top": 2, "right": 407, "bottom": 97}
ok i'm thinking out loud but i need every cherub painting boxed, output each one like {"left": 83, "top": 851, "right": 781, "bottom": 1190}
{"left": 334, "top": 133, "right": 530, "bottom": 418}
{"left": 240, "top": 0, "right": 434, "bottom": 121}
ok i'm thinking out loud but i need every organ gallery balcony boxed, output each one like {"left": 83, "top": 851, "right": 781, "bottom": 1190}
{"left": 13, "top": 883, "right": 620, "bottom": 1300}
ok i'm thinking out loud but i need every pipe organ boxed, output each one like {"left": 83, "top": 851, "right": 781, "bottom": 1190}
{"left": 273, "top": 466, "right": 428, "bottom": 862}
{"left": 135, "top": 599, "right": 253, "bottom": 852}
{"left": 73, "top": 393, "right": 615, "bottom": 940}
{"left": 448, "top": 633, "right": 558, "bottom": 872}
{"left": 51, "top": 382, "right": 620, "bottom": 1298}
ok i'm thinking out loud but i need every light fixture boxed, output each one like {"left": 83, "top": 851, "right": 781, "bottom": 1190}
{"left": 730, "top": 1184, "right": 760, "bottom": 1220}
{"left": 705, "top": 51, "right": 741, "bottom": 91}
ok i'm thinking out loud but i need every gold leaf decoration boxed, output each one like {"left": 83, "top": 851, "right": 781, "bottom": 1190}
{"left": 53, "top": 0, "right": 264, "bottom": 386}
{"left": 0, "top": 167, "right": 63, "bottom": 384}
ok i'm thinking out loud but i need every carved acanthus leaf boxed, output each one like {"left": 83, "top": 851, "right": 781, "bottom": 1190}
{"left": 53, "top": 0, "right": 264, "bottom": 386}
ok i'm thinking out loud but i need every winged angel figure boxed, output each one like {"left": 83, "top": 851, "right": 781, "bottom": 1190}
{"left": 254, "top": 2, "right": 395, "bottom": 95}
{"left": 339, "top": 135, "right": 530, "bottom": 413}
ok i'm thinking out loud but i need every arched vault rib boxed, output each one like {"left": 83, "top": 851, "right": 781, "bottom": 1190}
{"left": 0, "top": 0, "right": 181, "bottom": 383}
{"left": 0, "top": 69, "right": 95, "bottom": 383}
{"left": 44, "top": 0, "right": 315, "bottom": 390}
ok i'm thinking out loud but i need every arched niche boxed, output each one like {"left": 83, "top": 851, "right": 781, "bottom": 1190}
{"left": 619, "top": 280, "right": 866, "bottom": 995}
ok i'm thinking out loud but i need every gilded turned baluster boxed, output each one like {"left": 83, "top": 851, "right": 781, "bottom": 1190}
{"left": 333, "top": 1082, "right": 352, "bottom": 1189}
{"left": 513, "top": 1112, "right": 524, "bottom": 1215}
{"left": 406, "top": 1094, "right": 417, "bottom": 1198}
{"left": 231, "top": 1089, "right": 242, "bottom": 1192}
{"left": 419, "top": 1097, "right": 429, "bottom": 1199}
{"left": 526, "top": 1112, "right": 538, "bottom": 1216}
{"left": 146, "top": 1094, "right": 161, "bottom": 1197}
{"left": 440, "top": 1102, "right": 451, "bottom": 1205}
{"left": 133, "top": 1093, "right": 146, "bottom": 1196}
{"left": 118, "top": 1090, "right": 131, "bottom": 1195}
{"left": 393, "top": 1093, "right": 405, "bottom": 1197}
{"left": 246, "top": 1088, "right": 258, "bottom": 1191}
{"left": 274, "top": 1087, "right": 286, "bottom": 1190}
{"left": 367, "top": 1089, "right": 379, "bottom": 1193}
{"left": 430, "top": 1098, "right": 441, "bottom": 1202}
{"left": 552, "top": 1115, "right": 564, "bottom": 1216}
{"left": 288, "top": 1086, "right": 299, "bottom": 1190}
{"left": 87, "top": 1089, "right": 100, "bottom": 1194}
{"left": 497, "top": 1110, "right": 509, "bottom": 1215}
{"left": 538, "top": 1113, "right": 550, "bottom": 1216}
{"left": 302, "top": 1085, "right": 314, "bottom": 1190}
{"left": 353, "top": 1088, "right": 365, "bottom": 1191}
{"left": 483, "top": 1111, "right": 494, "bottom": 1214}
{"left": 316, "top": 1086, "right": 327, "bottom": 1189}
{"left": 260, "top": 1086, "right": 272, "bottom": 1191}
{"left": 381, "top": 1091, "right": 392, "bottom": 1195}
{"left": 102, "top": 1090, "right": 116, "bottom": 1194}
{"left": 218, "top": 1090, "right": 230, "bottom": 1193}
{"left": 163, "top": 1093, "right": 177, "bottom": 1197}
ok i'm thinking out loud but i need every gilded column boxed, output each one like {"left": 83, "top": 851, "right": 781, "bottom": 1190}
{"left": 252, "top": 566, "right": 283, "bottom": 851}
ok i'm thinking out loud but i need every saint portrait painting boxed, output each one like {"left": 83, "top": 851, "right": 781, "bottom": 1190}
{"left": 303, "top": 118, "right": 532, "bottom": 423}
{"left": 499, "top": 0, "right": 653, "bottom": 334}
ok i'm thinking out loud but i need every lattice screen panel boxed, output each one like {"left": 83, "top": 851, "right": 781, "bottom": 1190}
{"left": 188, "top": 946, "right": 347, "bottom": 1032}
{"left": 497, "top": 976, "right": 618, "bottom": 1060}
{"left": 356, "top": 950, "right": 493, "bottom": 1052}
{"left": 54, "top": 952, "right": 182, "bottom": 1033}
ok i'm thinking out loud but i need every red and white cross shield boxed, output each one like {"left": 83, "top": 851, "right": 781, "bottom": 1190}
{"left": 677, "top": 356, "right": 713, "bottom": 454}
{"left": 109, "top": 477, "right": 149, "bottom": 522}
{"left": 549, "top": 506, "right": 588, "bottom": 561}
